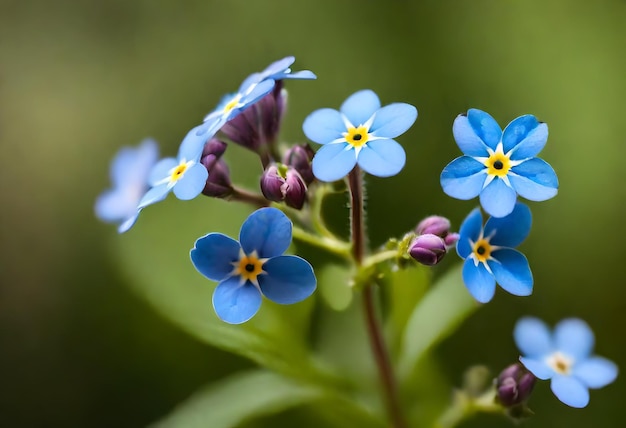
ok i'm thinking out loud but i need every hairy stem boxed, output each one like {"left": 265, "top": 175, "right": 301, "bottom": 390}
{"left": 230, "top": 185, "right": 270, "bottom": 207}
{"left": 348, "top": 167, "right": 407, "bottom": 428}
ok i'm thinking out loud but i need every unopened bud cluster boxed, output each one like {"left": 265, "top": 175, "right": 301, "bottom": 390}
{"left": 409, "top": 215, "right": 459, "bottom": 266}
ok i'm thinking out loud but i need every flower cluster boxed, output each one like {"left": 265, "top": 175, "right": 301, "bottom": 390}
{"left": 96, "top": 56, "right": 617, "bottom": 424}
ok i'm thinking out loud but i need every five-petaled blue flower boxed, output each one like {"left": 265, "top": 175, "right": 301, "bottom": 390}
{"left": 514, "top": 317, "right": 618, "bottom": 408}
{"left": 302, "top": 89, "right": 418, "bottom": 182}
{"left": 138, "top": 125, "right": 210, "bottom": 209}
{"left": 95, "top": 139, "right": 159, "bottom": 233}
{"left": 457, "top": 202, "right": 533, "bottom": 303}
{"left": 199, "top": 56, "right": 316, "bottom": 136}
{"left": 441, "top": 109, "right": 558, "bottom": 218}
{"left": 190, "top": 207, "right": 317, "bottom": 324}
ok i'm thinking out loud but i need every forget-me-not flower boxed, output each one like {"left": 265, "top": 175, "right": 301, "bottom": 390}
{"left": 302, "top": 90, "right": 417, "bottom": 182}
{"left": 95, "top": 139, "right": 158, "bottom": 233}
{"left": 515, "top": 317, "right": 618, "bottom": 408}
{"left": 199, "top": 56, "right": 316, "bottom": 137}
{"left": 441, "top": 109, "right": 558, "bottom": 218}
{"left": 190, "top": 207, "right": 317, "bottom": 324}
{"left": 138, "top": 125, "right": 210, "bottom": 209}
{"left": 457, "top": 202, "right": 533, "bottom": 303}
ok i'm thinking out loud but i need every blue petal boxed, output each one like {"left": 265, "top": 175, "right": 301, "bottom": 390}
{"left": 340, "top": 90, "right": 380, "bottom": 126}
{"left": 489, "top": 248, "right": 533, "bottom": 296}
{"left": 190, "top": 233, "right": 241, "bottom": 281}
{"left": 212, "top": 277, "right": 262, "bottom": 324}
{"left": 149, "top": 158, "right": 178, "bottom": 186}
{"left": 137, "top": 183, "right": 170, "bottom": 209}
{"left": 440, "top": 156, "right": 486, "bottom": 200}
{"left": 551, "top": 375, "right": 589, "bottom": 408}
{"left": 462, "top": 259, "right": 496, "bottom": 303}
{"left": 312, "top": 143, "right": 357, "bottom": 182}
{"left": 280, "top": 69, "right": 316, "bottom": 80}
{"left": 238, "top": 73, "right": 262, "bottom": 94}
{"left": 302, "top": 108, "right": 345, "bottom": 144}
{"left": 179, "top": 125, "right": 210, "bottom": 161}
{"left": 260, "top": 56, "right": 294, "bottom": 79}
{"left": 241, "top": 78, "right": 275, "bottom": 105}
{"left": 259, "top": 255, "right": 316, "bottom": 304}
{"left": 510, "top": 159, "right": 558, "bottom": 201}
{"left": 452, "top": 114, "right": 491, "bottom": 157}
{"left": 466, "top": 109, "right": 502, "bottom": 150}
{"left": 357, "top": 139, "right": 406, "bottom": 177}
{"left": 456, "top": 208, "right": 483, "bottom": 259}
{"left": 239, "top": 207, "right": 292, "bottom": 258}
{"left": 479, "top": 178, "right": 517, "bottom": 218}
{"left": 95, "top": 189, "right": 135, "bottom": 223}
{"left": 370, "top": 103, "right": 417, "bottom": 138}
{"left": 484, "top": 202, "right": 532, "bottom": 247}
{"left": 173, "top": 163, "right": 208, "bottom": 200}
{"left": 111, "top": 139, "right": 159, "bottom": 186}
{"left": 554, "top": 318, "right": 595, "bottom": 360}
{"left": 502, "top": 115, "right": 548, "bottom": 158}
{"left": 573, "top": 357, "right": 618, "bottom": 389}
{"left": 515, "top": 317, "right": 553, "bottom": 359}
{"left": 117, "top": 211, "right": 140, "bottom": 233}
{"left": 519, "top": 357, "right": 555, "bottom": 380}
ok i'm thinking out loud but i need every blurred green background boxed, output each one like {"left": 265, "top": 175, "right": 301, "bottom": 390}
{"left": 1, "top": 0, "right": 625, "bottom": 426}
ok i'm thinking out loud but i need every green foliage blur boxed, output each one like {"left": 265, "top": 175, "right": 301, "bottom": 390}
{"left": 1, "top": 0, "right": 625, "bottom": 426}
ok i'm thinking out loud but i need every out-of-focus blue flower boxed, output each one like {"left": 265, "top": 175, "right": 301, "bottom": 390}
{"left": 303, "top": 89, "right": 417, "bottom": 182}
{"left": 514, "top": 317, "right": 618, "bottom": 408}
{"left": 441, "top": 109, "right": 558, "bottom": 218}
{"left": 190, "top": 207, "right": 317, "bottom": 324}
{"left": 95, "top": 139, "right": 158, "bottom": 233}
{"left": 457, "top": 202, "right": 533, "bottom": 303}
{"left": 199, "top": 56, "right": 316, "bottom": 137}
{"left": 138, "top": 125, "right": 209, "bottom": 208}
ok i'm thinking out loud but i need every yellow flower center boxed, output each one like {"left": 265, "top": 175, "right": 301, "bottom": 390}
{"left": 485, "top": 150, "right": 512, "bottom": 177}
{"left": 223, "top": 94, "right": 242, "bottom": 114}
{"left": 472, "top": 238, "right": 492, "bottom": 263}
{"left": 232, "top": 251, "right": 266, "bottom": 286}
{"left": 169, "top": 163, "right": 188, "bottom": 183}
{"left": 546, "top": 352, "right": 573, "bottom": 375}
{"left": 343, "top": 125, "right": 370, "bottom": 148}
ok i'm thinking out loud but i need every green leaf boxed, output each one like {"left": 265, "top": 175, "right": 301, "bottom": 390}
{"left": 113, "top": 197, "right": 319, "bottom": 380}
{"left": 317, "top": 263, "right": 353, "bottom": 311}
{"left": 397, "top": 263, "right": 480, "bottom": 378}
{"left": 152, "top": 370, "right": 322, "bottom": 428}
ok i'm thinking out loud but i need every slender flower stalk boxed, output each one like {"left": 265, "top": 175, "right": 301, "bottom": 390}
{"left": 348, "top": 166, "right": 407, "bottom": 428}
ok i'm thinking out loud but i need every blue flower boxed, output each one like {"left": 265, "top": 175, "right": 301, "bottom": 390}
{"left": 303, "top": 90, "right": 417, "bottom": 182}
{"left": 95, "top": 139, "right": 158, "bottom": 233}
{"left": 138, "top": 125, "right": 210, "bottom": 208}
{"left": 190, "top": 207, "right": 317, "bottom": 324}
{"left": 515, "top": 317, "right": 618, "bottom": 408}
{"left": 199, "top": 56, "right": 315, "bottom": 136}
{"left": 441, "top": 109, "right": 558, "bottom": 218}
{"left": 457, "top": 202, "right": 533, "bottom": 303}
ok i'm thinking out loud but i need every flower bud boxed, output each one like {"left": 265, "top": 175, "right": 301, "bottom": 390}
{"left": 415, "top": 215, "right": 451, "bottom": 237}
{"left": 260, "top": 163, "right": 307, "bottom": 210}
{"left": 444, "top": 232, "right": 460, "bottom": 247}
{"left": 200, "top": 138, "right": 232, "bottom": 198}
{"left": 283, "top": 143, "right": 315, "bottom": 185}
{"left": 496, "top": 363, "right": 536, "bottom": 407}
{"left": 408, "top": 233, "right": 447, "bottom": 266}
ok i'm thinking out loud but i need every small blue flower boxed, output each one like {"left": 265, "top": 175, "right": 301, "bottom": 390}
{"left": 190, "top": 207, "right": 317, "bottom": 324}
{"left": 441, "top": 109, "right": 558, "bottom": 218}
{"left": 457, "top": 202, "right": 533, "bottom": 303}
{"left": 138, "top": 125, "right": 210, "bottom": 208}
{"left": 303, "top": 90, "right": 417, "bottom": 182}
{"left": 95, "top": 139, "right": 158, "bottom": 233}
{"left": 515, "top": 317, "right": 618, "bottom": 408}
{"left": 199, "top": 56, "right": 315, "bottom": 136}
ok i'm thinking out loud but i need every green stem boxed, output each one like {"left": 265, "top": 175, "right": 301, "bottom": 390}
{"left": 291, "top": 225, "right": 351, "bottom": 259}
{"left": 230, "top": 185, "right": 269, "bottom": 207}
{"left": 362, "top": 250, "right": 399, "bottom": 269}
{"left": 348, "top": 167, "right": 408, "bottom": 428}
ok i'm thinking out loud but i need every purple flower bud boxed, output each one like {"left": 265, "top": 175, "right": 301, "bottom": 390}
{"left": 202, "top": 138, "right": 227, "bottom": 160}
{"left": 408, "top": 234, "right": 447, "bottom": 266}
{"left": 201, "top": 159, "right": 232, "bottom": 198}
{"left": 283, "top": 143, "right": 315, "bottom": 185}
{"left": 444, "top": 232, "right": 460, "bottom": 247}
{"left": 496, "top": 363, "right": 536, "bottom": 407}
{"left": 415, "top": 215, "right": 452, "bottom": 237}
{"left": 220, "top": 86, "right": 287, "bottom": 154}
{"left": 260, "top": 163, "right": 307, "bottom": 210}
